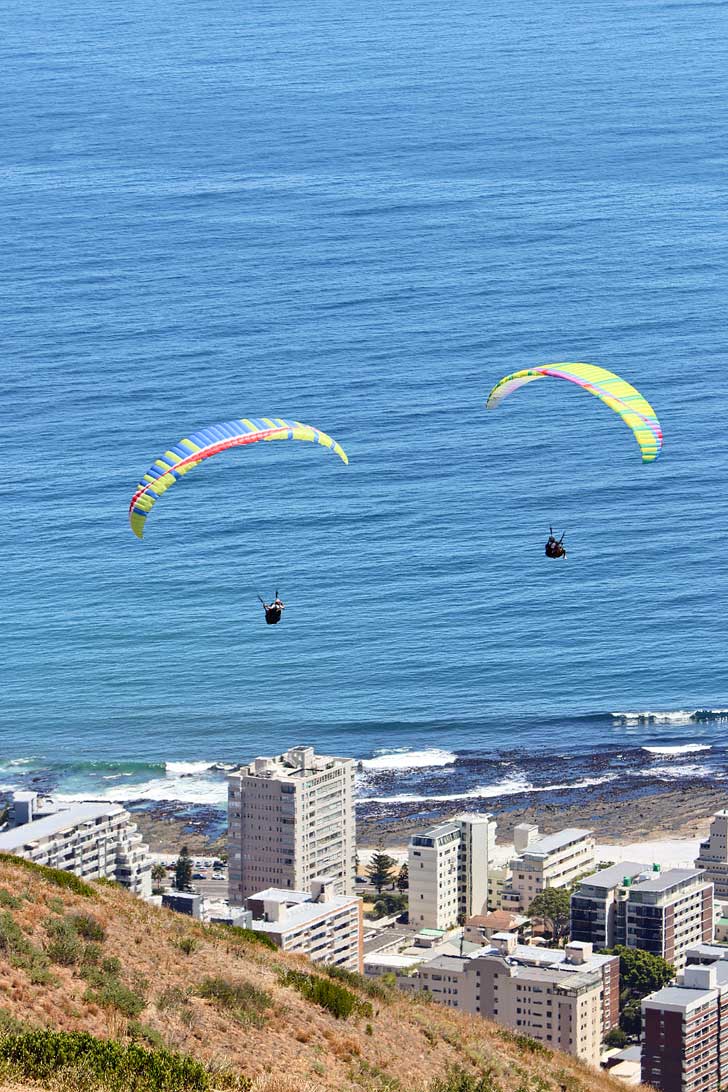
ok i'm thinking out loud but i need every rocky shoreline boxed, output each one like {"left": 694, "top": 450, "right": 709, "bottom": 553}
{"left": 127, "top": 775, "right": 725, "bottom": 854}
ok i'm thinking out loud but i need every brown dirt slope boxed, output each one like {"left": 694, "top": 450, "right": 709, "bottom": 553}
{"left": 0, "top": 858, "right": 633, "bottom": 1092}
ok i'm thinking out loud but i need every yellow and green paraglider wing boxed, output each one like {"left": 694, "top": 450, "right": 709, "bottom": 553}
{"left": 486, "top": 362, "right": 663, "bottom": 462}
{"left": 128, "top": 416, "right": 348, "bottom": 539}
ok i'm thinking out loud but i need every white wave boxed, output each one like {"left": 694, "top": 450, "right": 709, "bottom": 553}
{"left": 613, "top": 710, "right": 697, "bottom": 725}
{"left": 631, "top": 763, "right": 714, "bottom": 780}
{"left": 165, "top": 761, "right": 217, "bottom": 775}
{"left": 642, "top": 744, "right": 712, "bottom": 756}
{"left": 360, "top": 748, "right": 457, "bottom": 771}
{"left": 360, "top": 773, "right": 616, "bottom": 805}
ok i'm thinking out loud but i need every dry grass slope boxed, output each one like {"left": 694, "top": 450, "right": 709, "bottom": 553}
{"left": 0, "top": 860, "right": 637, "bottom": 1092}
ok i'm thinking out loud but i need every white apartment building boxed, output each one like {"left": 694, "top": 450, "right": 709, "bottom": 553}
{"left": 409, "top": 814, "right": 496, "bottom": 930}
{"left": 246, "top": 877, "right": 362, "bottom": 970}
{"left": 228, "top": 745, "right": 356, "bottom": 905}
{"left": 399, "top": 934, "right": 618, "bottom": 1066}
{"left": 503, "top": 826, "right": 595, "bottom": 912}
{"left": 0, "top": 791, "right": 151, "bottom": 897}
{"left": 696, "top": 811, "right": 728, "bottom": 898}
{"left": 571, "top": 864, "right": 714, "bottom": 971}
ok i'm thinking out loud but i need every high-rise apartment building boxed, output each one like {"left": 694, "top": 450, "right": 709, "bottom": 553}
{"left": 228, "top": 746, "right": 356, "bottom": 905}
{"left": 399, "top": 935, "right": 618, "bottom": 1066}
{"left": 696, "top": 811, "right": 728, "bottom": 899}
{"left": 503, "top": 826, "right": 595, "bottom": 912}
{"left": 0, "top": 792, "right": 151, "bottom": 897}
{"left": 408, "top": 814, "right": 496, "bottom": 930}
{"left": 642, "top": 963, "right": 728, "bottom": 1092}
{"left": 571, "top": 865, "right": 713, "bottom": 971}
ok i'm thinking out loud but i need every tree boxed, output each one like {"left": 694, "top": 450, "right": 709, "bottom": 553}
{"left": 396, "top": 863, "right": 409, "bottom": 891}
{"left": 602, "top": 945, "right": 675, "bottom": 1038}
{"left": 610, "top": 945, "right": 675, "bottom": 998}
{"left": 366, "top": 845, "right": 398, "bottom": 894}
{"left": 527, "top": 887, "right": 571, "bottom": 943}
{"left": 151, "top": 863, "right": 167, "bottom": 894}
{"left": 604, "top": 1026, "right": 628, "bottom": 1049}
{"left": 371, "top": 892, "right": 408, "bottom": 920}
{"left": 174, "top": 846, "right": 193, "bottom": 892}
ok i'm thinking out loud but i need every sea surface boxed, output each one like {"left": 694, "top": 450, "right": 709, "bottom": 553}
{"left": 1, "top": 0, "right": 727, "bottom": 819}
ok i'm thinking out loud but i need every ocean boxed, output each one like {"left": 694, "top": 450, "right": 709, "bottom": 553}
{"left": 1, "top": 0, "right": 727, "bottom": 819}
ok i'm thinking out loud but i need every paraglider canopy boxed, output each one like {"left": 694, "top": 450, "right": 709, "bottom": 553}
{"left": 129, "top": 416, "right": 348, "bottom": 539}
{"left": 486, "top": 363, "right": 663, "bottom": 463}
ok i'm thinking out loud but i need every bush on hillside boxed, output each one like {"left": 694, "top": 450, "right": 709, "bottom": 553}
{"left": 217, "top": 923, "right": 278, "bottom": 951}
{"left": 431, "top": 1068, "right": 502, "bottom": 1092}
{"left": 0, "top": 1028, "right": 227, "bottom": 1091}
{"left": 322, "top": 963, "right": 393, "bottom": 1002}
{"left": 195, "top": 976, "right": 272, "bottom": 1027}
{"left": 44, "top": 916, "right": 84, "bottom": 966}
{"left": 0, "top": 911, "right": 55, "bottom": 985}
{"left": 71, "top": 913, "right": 106, "bottom": 941}
{"left": 0, "top": 853, "right": 95, "bottom": 897}
{"left": 279, "top": 968, "right": 373, "bottom": 1020}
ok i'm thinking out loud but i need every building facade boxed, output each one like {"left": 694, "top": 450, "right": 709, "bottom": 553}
{"left": 246, "top": 877, "right": 362, "bottom": 970}
{"left": 408, "top": 814, "right": 496, "bottom": 930}
{"left": 571, "top": 865, "right": 714, "bottom": 971}
{"left": 642, "top": 964, "right": 728, "bottom": 1092}
{"left": 503, "top": 827, "right": 595, "bottom": 912}
{"left": 398, "top": 934, "right": 618, "bottom": 1066}
{"left": 0, "top": 792, "right": 151, "bottom": 897}
{"left": 696, "top": 811, "right": 728, "bottom": 899}
{"left": 228, "top": 746, "right": 356, "bottom": 905}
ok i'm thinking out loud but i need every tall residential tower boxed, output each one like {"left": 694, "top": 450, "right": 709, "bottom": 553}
{"left": 228, "top": 746, "right": 356, "bottom": 905}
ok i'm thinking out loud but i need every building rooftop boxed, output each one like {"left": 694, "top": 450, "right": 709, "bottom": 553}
{"left": 237, "top": 746, "right": 352, "bottom": 781}
{"left": 0, "top": 803, "right": 125, "bottom": 851}
{"left": 628, "top": 867, "right": 704, "bottom": 894}
{"left": 468, "top": 911, "right": 528, "bottom": 930}
{"left": 517, "top": 828, "right": 593, "bottom": 859}
{"left": 247, "top": 887, "right": 358, "bottom": 935}
{"left": 644, "top": 985, "right": 719, "bottom": 1010}
{"left": 575, "top": 862, "right": 648, "bottom": 889}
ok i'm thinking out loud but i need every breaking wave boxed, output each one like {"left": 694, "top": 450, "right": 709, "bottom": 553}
{"left": 360, "top": 748, "right": 457, "bottom": 771}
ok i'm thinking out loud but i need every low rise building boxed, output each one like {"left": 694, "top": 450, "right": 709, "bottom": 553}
{"left": 503, "top": 827, "right": 595, "bottom": 912}
{"left": 398, "top": 934, "right": 618, "bottom": 1066}
{"left": 696, "top": 811, "right": 728, "bottom": 899}
{"left": 246, "top": 877, "right": 362, "bottom": 970}
{"left": 642, "top": 963, "right": 728, "bottom": 1092}
{"left": 487, "top": 865, "right": 510, "bottom": 911}
{"left": 571, "top": 864, "right": 713, "bottom": 970}
{"left": 0, "top": 791, "right": 151, "bottom": 897}
{"left": 463, "top": 910, "right": 530, "bottom": 944}
{"left": 408, "top": 814, "right": 496, "bottom": 930}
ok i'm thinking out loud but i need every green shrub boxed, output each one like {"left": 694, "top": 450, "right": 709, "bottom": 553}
{"left": 211, "top": 923, "right": 277, "bottom": 951}
{"left": 430, "top": 1067, "right": 502, "bottom": 1092}
{"left": 195, "top": 976, "right": 271, "bottom": 1028}
{"left": 322, "top": 963, "right": 393, "bottom": 1002}
{"left": 127, "top": 1021, "right": 166, "bottom": 1050}
{"left": 0, "top": 911, "right": 55, "bottom": 984}
{"left": 84, "top": 977, "right": 146, "bottom": 1018}
{"left": 0, "top": 1028, "right": 214, "bottom": 1091}
{"left": 82, "top": 941, "right": 103, "bottom": 966}
{"left": 0, "top": 853, "right": 95, "bottom": 897}
{"left": 279, "top": 968, "right": 372, "bottom": 1020}
{"left": 45, "top": 916, "right": 84, "bottom": 966}
{"left": 156, "top": 985, "right": 189, "bottom": 1012}
{"left": 0, "top": 888, "right": 21, "bottom": 909}
{"left": 177, "top": 936, "right": 197, "bottom": 955}
{"left": 102, "top": 955, "right": 122, "bottom": 975}
{"left": 71, "top": 913, "right": 106, "bottom": 941}
{"left": 499, "top": 1030, "right": 551, "bottom": 1056}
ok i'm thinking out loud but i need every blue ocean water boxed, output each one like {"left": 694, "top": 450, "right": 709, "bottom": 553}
{"left": 1, "top": 0, "right": 727, "bottom": 808}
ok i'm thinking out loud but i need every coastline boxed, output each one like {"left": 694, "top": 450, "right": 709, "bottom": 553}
{"left": 126, "top": 776, "right": 722, "bottom": 858}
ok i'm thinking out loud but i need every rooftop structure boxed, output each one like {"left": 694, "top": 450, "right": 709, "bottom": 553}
{"left": 228, "top": 745, "right": 356, "bottom": 904}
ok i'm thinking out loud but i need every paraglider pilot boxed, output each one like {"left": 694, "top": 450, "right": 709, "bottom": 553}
{"left": 259, "top": 592, "right": 285, "bottom": 625}
{"left": 545, "top": 528, "right": 566, "bottom": 559}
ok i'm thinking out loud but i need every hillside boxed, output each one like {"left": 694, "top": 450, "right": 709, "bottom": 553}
{"left": 0, "top": 857, "right": 632, "bottom": 1092}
